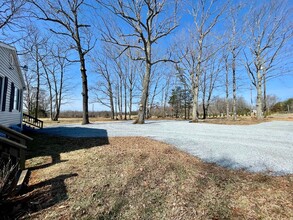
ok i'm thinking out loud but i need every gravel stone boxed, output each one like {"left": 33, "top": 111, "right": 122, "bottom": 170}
{"left": 40, "top": 120, "right": 293, "bottom": 175}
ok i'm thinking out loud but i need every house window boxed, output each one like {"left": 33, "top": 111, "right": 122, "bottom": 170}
{"left": 9, "top": 54, "right": 15, "bottom": 70}
{"left": 13, "top": 87, "right": 20, "bottom": 111}
{"left": 9, "top": 82, "right": 20, "bottom": 111}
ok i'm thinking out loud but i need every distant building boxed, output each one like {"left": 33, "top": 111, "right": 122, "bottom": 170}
{"left": 0, "top": 42, "right": 26, "bottom": 129}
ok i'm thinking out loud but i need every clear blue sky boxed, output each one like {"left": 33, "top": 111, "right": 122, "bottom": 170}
{"left": 2, "top": 0, "right": 292, "bottom": 111}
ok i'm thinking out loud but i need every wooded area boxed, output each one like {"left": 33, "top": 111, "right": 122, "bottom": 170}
{"left": 1, "top": 0, "right": 292, "bottom": 124}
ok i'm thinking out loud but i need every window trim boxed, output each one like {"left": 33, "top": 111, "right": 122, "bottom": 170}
{"left": 9, "top": 54, "right": 15, "bottom": 70}
{"left": 13, "top": 86, "right": 20, "bottom": 111}
{"left": 9, "top": 82, "right": 15, "bottom": 112}
{"left": 1, "top": 77, "right": 8, "bottom": 112}
{"left": 0, "top": 76, "right": 3, "bottom": 108}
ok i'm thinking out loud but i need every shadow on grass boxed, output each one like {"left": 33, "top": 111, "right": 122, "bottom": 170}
{"left": 7, "top": 127, "right": 110, "bottom": 219}
{"left": 3, "top": 173, "right": 78, "bottom": 219}
{"left": 25, "top": 127, "right": 109, "bottom": 162}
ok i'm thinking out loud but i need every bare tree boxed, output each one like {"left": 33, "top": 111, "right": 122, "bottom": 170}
{"left": 126, "top": 53, "right": 140, "bottom": 119}
{"left": 30, "top": 0, "right": 95, "bottom": 124}
{"left": 114, "top": 59, "right": 124, "bottom": 120}
{"left": 0, "top": 0, "right": 26, "bottom": 30}
{"left": 162, "top": 73, "right": 174, "bottom": 118}
{"left": 42, "top": 45, "right": 70, "bottom": 121}
{"left": 222, "top": 3, "right": 243, "bottom": 120}
{"left": 127, "top": 65, "right": 135, "bottom": 119}
{"left": 187, "top": 0, "right": 228, "bottom": 122}
{"left": 22, "top": 54, "right": 34, "bottom": 114}
{"left": 41, "top": 51, "right": 54, "bottom": 119}
{"left": 148, "top": 66, "right": 163, "bottom": 118}
{"left": 21, "top": 26, "right": 47, "bottom": 119}
{"left": 223, "top": 52, "right": 230, "bottom": 118}
{"left": 200, "top": 53, "right": 223, "bottom": 119}
{"left": 227, "top": 4, "right": 242, "bottom": 120}
{"left": 244, "top": 0, "right": 292, "bottom": 120}
{"left": 91, "top": 48, "right": 116, "bottom": 119}
{"left": 99, "top": 0, "right": 179, "bottom": 124}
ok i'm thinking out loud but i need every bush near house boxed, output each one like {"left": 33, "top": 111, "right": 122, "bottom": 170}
{"left": 0, "top": 159, "right": 19, "bottom": 218}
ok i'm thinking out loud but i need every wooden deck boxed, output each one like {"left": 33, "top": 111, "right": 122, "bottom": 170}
{"left": 0, "top": 124, "right": 32, "bottom": 169}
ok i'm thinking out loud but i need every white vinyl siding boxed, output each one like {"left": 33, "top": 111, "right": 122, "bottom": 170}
{"left": 0, "top": 43, "right": 24, "bottom": 127}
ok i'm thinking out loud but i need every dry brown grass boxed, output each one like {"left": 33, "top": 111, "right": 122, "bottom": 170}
{"left": 40, "top": 117, "right": 117, "bottom": 127}
{"left": 266, "top": 113, "right": 293, "bottom": 121}
{"left": 7, "top": 134, "right": 292, "bottom": 219}
{"left": 40, "top": 113, "right": 293, "bottom": 127}
{"left": 199, "top": 117, "right": 263, "bottom": 125}
{"left": 200, "top": 113, "right": 293, "bottom": 125}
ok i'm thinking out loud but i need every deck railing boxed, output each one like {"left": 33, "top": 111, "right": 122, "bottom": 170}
{"left": 22, "top": 113, "right": 43, "bottom": 129}
{"left": 0, "top": 124, "right": 33, "bottom": 169}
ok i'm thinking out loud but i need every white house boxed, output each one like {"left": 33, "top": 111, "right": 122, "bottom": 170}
{"left": 0, "top": 42, "right": 26, "bottom": 129}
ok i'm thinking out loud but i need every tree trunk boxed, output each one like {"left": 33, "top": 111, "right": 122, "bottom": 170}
{"left": 263, "top": 74, "right": 267, "bottom": 117}
{"left": 163, "top": 78, "right": 171, "bottom": 118}
{"left": 27, "top": 87, "right": 31, "bottom": 115}
{"left": 256, "top": 70, "right": 263, "bottom": 120}
{"left": 52, "top": 69, "right": 58, "bottom": 121}
{"left": 120, "top": 78, "right": 123, "bottom": 120}
{"left": 54, "top": 66, "right": 64, "bottom": 121}
{"left": 43, "top": 66, "right": 53, "bottom": 120}
{"left": 134, "top": 38, "right": 151, "bottom": 124}
{"left": 117, "top": 80, "right": 122, "bottom": 120}
{"left": 53, "top": 74, "right": 59, "bottom": 121}
{"left": 204, "top": 107, "right": 209, "bottom": 119}
{"left": 35, "top": 75, "right": 39, "bottom": 119}
{"left": 128, "top": 68, "right": 133, "bottom": 120}
{"left": 202, "top": 103, "right": 207, "bottom": 119}
{"left": 35, "top": 48, "right": 40, "bottom": 120}
{"left": 225, "top": 59, "right": 229, "bottom": 119}
{"left": 128, "top": 87, "right": 132, "bottom": 120}
{"left": 80, "top": 54, "right": 89, "bottom": 125}
{"left": 149, "top": 77, "right": 159, "bottom": 118}
{"left": 135, "top": 62, "right": 151, "bottom": 124}
{"left": 109, "top": 83, "right": 115, "bottom": 120}
{"left": 49, "top": 89, "right": 53, "bottom": 120}
{"left": 124, "top": 78, "right": 127, "bottom": 120}
{"left": 191, "top": 37, "right": 203, "bottom": 123}
{"left": 114, "top": 94, "right": 118, "bottom": 120}
{"left": 53, "top": 91, "right": 58, "bottom": 121}
{"left": 191, "top": 68, "right": 199, "bottom": 122}
{"left": 202, "top": 71, "right": 207, "bottom": 119}
{"left": 184, "top": 88, "right": 187, "bottom": 120}
{"left": 191, "top": 79, "right": 199, "bottom": 122}
{"left": 232, "top": 53, "right": 237, "bottom": 121}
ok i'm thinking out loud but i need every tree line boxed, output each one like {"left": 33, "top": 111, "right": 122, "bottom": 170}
{"left": 1, "top": 0, "right": 292, "bottom": 124}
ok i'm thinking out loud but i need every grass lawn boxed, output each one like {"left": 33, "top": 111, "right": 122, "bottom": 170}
{"left": 9, "top": 133, "right": 293, "bottom": 219}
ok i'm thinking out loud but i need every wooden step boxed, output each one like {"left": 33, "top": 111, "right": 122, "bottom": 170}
{"left": 9, "top": 169, "right": 29, "bottom": 196}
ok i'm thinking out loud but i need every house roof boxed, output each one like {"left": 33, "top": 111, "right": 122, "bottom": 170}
{"left": 0, "top": 41, "right": 15, "bottom": 50}
{"left": 0, "top": 41, "right": 26, "bottom": 90}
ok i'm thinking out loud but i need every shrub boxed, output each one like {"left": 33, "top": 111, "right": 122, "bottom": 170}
{"left": 0, "top": 159, "right": 18, "bottom": 203}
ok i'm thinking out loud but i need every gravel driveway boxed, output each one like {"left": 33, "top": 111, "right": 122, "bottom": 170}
{"left": 40, "top": 120, "right": 293, "bottom": 175}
